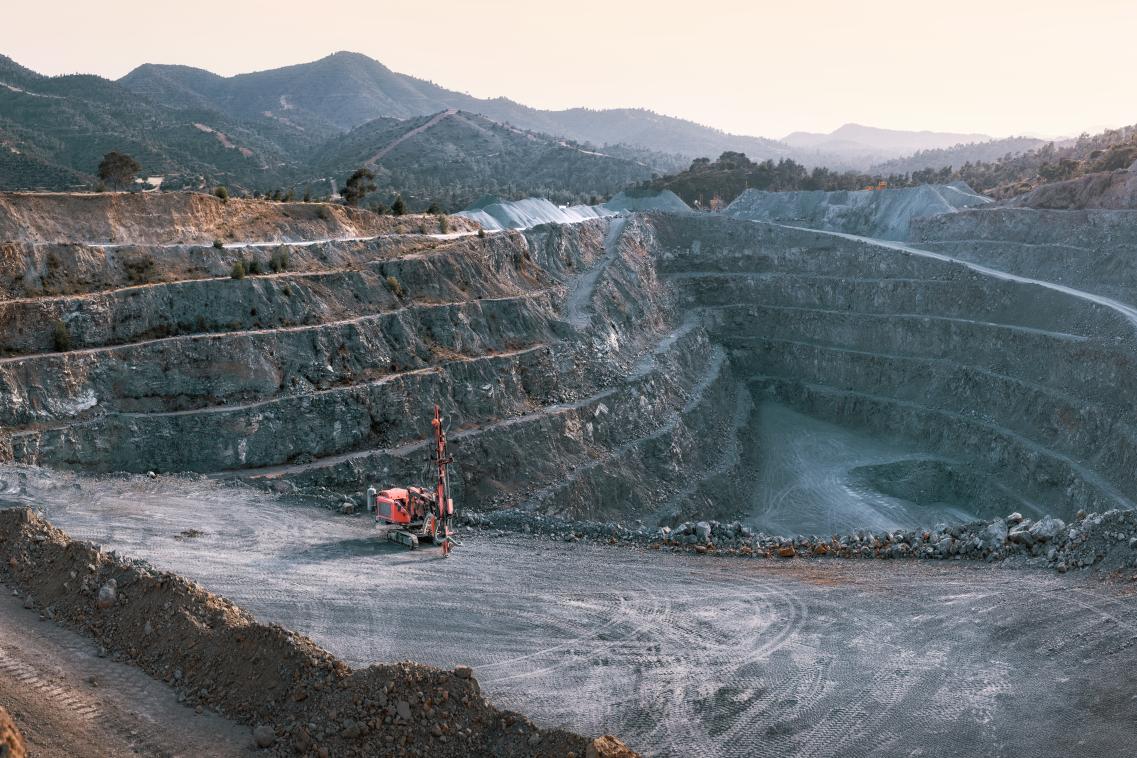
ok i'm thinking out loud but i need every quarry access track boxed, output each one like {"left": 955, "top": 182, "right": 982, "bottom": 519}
{"left": 6, "top": 473, "right": 1136, "bottom": 758}
{"left": 0, "top": 591, "right": 251, "bottom": 756}
{"left": 782, "top": 225, "right": 1137, "bottom": 332}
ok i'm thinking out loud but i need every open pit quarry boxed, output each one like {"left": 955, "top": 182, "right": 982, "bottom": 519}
{"left": 2, "top": 189, "right": 1137, "bottom": 756}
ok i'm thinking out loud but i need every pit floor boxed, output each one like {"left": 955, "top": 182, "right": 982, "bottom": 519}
{"left": 3, "top": 466, "right": 1137, "bottom": 757}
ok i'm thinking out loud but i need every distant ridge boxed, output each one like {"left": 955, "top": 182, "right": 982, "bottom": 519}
{"left": 119, "top": 51, "right": 791, "bottom": 162}
{"left": 783, "top": 123, "right": 993, "bottom": 165}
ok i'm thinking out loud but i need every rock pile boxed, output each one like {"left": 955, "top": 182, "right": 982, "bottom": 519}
{"left": 0, "top": 706, "right": 26, "bottom": 758}
{"left": 0, "top": 508, "right": 639, "bottom": 758}
{"left": 462, "top": 508, "right": 1137, "bottom": 575}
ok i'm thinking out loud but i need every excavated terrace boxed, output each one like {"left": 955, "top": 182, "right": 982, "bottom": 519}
{"left": 4, "top": 191, "right": 1137, "bottom": 755}
{"left": 5, "top": 193, "right": 1137, "bottom": 531}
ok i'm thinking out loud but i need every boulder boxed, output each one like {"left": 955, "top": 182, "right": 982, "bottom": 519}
{"left": 1008, "top": 527, "right": 1035, "bottom": 546}
{"left": 695, "top": 522, "right": 712, "bottom": 542}
{"left": 96, "top": 580, "right": 117, "bottom": 609}
{"left": 253, "top": 725, "right": 276, "bottom": 749}
{"left": 1029, "top": 516, "right": 1066, "bottom": 542}
{"left": 983, "top": 520, "right": 1009, "bottom": 549}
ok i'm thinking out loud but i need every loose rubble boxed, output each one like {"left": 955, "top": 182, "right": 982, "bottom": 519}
{"left": 0, "top": 508, "right": 639, "bottom": 758}
{"left": 0, "top": 706, "right": 26, "bottom": 758}
{"left": 459, "top": 508, "right": 1137, "bottom": 577}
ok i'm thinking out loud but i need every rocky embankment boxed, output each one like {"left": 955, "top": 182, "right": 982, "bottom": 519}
{"left": 462, "top": 507, "right": 1137, "bottom": 576}
{"left": 0, "top": 191, "right": 477, "bottom": 246}
{"left": 0, "top": 508, "right": 636, "bottom": 758}
{"left": 1006, "top": 165, "right": 1137, "bottom": 210}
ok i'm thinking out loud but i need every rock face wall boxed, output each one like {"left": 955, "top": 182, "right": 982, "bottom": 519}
{"left": 3, "top": 190, "right": 1137, "bottom": 530}
{"left": 0, "top": 194, "right": 744, "bottom": 524}
{"left": 654, "top": 213, "right": 1137, "bottom": 521}
{"left": 911, "top": 206, "right": 1137, "bottom": 301}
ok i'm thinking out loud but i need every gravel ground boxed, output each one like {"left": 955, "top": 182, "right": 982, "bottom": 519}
{"left": 4, "top": 466, "right": 1136, "bottom": 757}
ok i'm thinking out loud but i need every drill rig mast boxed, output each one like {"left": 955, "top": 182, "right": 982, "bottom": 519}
{"left": 368, "top": 405, "right": 456, "bottom": 556}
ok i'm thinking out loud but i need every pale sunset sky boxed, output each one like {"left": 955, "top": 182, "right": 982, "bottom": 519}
{"left": 6, "top": 0, "right": 1133, "bottom": 139}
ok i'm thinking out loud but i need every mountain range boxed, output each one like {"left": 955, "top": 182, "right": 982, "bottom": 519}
{"left": 783, "top": 123, "right": 992, "bottom": 164}
{"left": 0, "top": 50, "right": 1054, "bottom": 205}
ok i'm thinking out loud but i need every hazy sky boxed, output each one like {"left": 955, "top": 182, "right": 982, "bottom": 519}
{"left": 7, "top": 0, "right": 1134, "bottom": 139}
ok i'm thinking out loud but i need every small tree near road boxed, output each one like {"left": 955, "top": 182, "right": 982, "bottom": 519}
{"left": 391, "top": 195, "right": 407, "bottom": 216}
{"left": 97, "top": 152, "right": 141, "bottom": 191}
{"left": 342, "top": 168, "right": 376, "bottom": 206}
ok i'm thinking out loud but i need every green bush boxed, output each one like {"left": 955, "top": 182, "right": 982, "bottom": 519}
{"left": 52, "top": 320, "right": 71, "bottom": 352}
{"left": 439, "top": 216, "right": 450, "bottom": 234}
{"left": 214, "top": 186, "right": 229, "bottom": 202}
{"left": 247, "top": 259, "right": 262, "bottom": 275}
{"left": 477, "top": 228, "right": 486, "bottom": 239}
{"left": 270, "top": 248, "right": 290, "bottom": 273}
{"left": 213, "top": 239, "right": 225, "bottom": 249}
{"left": 385, "top": 275, "right": 403, "bottom": 297}
{"left": 230, "top": 260, "right": 246, "bottom": 279}
{"left": 392, "top": 195, "right": 407, "bottom": 216}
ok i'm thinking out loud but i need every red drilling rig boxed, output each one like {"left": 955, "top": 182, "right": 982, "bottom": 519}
{"left": 368, "top": 405, "right": 456, "bottom": 556}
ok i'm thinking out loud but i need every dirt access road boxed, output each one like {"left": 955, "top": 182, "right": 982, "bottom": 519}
{"left": 0, "top": 591, "right": 252, "bottom": 757}
{"left": 4, "top": 466, "right": 1136, "bottom": 757}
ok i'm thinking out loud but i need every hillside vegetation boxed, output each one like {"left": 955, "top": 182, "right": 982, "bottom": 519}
{"left": 870, "top": 136, "right": 1047, "bottom": 175}
{"left": 640, "top": 124, "right": 1137, "bottom": 207}
{"left": 0, "top": 53, "right": 675, "bottom": 208}
{"left": 120, "top": 52, "right": 791, "bottom": 162}
{"left": 308, "top": 111, "right": 663, "bottom": 209}
{"left": 0, "top": 55, "right": 304, "bottom": 190}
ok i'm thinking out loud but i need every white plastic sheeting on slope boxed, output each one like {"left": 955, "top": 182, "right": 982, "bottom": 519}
{"left": 724, "top": 182, "right": 990, "bottom": 240}
{"left": 455, "top": 197, "right": 615, "bottom": 231}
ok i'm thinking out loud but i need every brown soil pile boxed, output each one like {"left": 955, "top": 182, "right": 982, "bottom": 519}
{"left": 0, "top": 508, "right": 637, "bottom": 758}
{"left": 0, "top": 706, "right": 26, "bottom": 758}
{"left": 0, "top": 192, "right": 478, "bottom": 245}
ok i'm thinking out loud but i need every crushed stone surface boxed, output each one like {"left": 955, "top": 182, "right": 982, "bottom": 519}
{"left": 4, "top": 471, "right": 1136, "bottom": 757}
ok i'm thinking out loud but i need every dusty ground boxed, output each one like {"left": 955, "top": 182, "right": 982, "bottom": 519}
{"left": 6, "top": 467, "right": 1136, "bottom": 757}
{"left": 0, "top": 590, "right": 252, "bottom": 757}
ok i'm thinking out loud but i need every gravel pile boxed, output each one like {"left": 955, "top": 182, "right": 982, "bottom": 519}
{"left": 462, "top": 508, "right": 1137, "bottom": 576}
{"left": 0, "top": 508, "right": 638, "bottom": 758}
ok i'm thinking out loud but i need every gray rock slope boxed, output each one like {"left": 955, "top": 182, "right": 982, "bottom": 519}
{"left": 4, "top": 192, "right": 1137, "bottom": 535}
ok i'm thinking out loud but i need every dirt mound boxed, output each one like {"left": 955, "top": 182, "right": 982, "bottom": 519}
{"left": 1007, "top": 168, "right": 1137, "bottom": 209}
{"left": 0, "top": 706, "right": 26, "bottom": 758}
{"left": 0, "top": 507, "right": 639, "bottom": 758}
{"left": 0, "top": 191, "right": 477, "bottom": 245}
